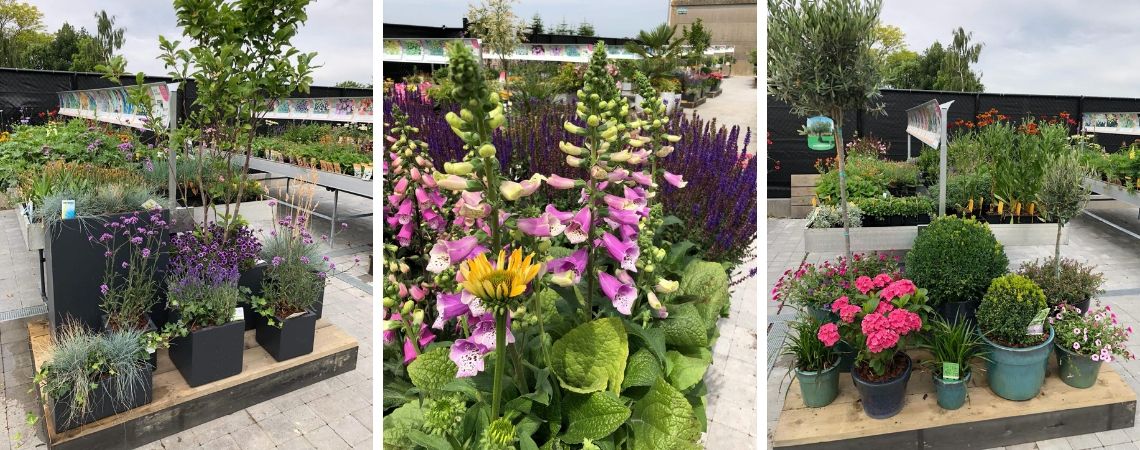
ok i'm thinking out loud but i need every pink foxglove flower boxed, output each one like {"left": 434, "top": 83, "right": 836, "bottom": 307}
{"left": 433, "top": 292, "right": 469, "bottom": 328}
{"left": 544, "top": 204, "right": 574, "bottom": 222}
{"left": 564, "top": 208, "right": 592, "bottom": 244}
{"left": 470, "top": 315, "right": 515, "bottom": 350}
{"left": 450, "top": 339, "right": 488, "bottom": 377}
{"left": 600, "top": 232, "right": 639, "bottom": 272}
{"left": 547, "top": 248, "right": 588, "bottom": 287}
{"left": 663, "top": 171, "right": 687, "bottom": 188}
{"left": 426, "top": 236, "right": 481, "bottom": 273}
{"left": 546, "top": 173, "right": 578, "bottom": 190}
{"left": 394, "top": 177, "right": 409, "bottom": 195}
{"left": 629, "top": 170, "right": 653, "bottom": 186}
{"left": 518, "top": 213, "right": 566, "bottom": 237}
{"left": 598, "top": 271, "right": 636, "bottom": 315}
{"left": 437, "top": 174, "right": 469, "bottom": 191}
{"left": 396, "top": 222, "right": 414, "bottom": 246}
{"left": 396, "top": 199, "right": 414, "bottom": 224}
{"left": 404, "top": 325, "right": 436, "bottom": 364}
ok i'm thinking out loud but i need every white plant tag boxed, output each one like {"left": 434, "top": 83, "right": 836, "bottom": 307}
{"left": 1027, "top": 307, "right": 1049, "bottom": 335}
{"left": 286, "top": 311, "right": 306, "bottom": 319}
{"left": 233, "top": 307, "right": 245, "bottom": 322}
{"left": 142, "top": 199, "right": 162, "bottom": 210}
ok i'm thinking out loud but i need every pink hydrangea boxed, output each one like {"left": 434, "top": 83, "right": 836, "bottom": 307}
{"left": 866, "top": 328, "right": 900, "bottom": 353}
{"left": 873, "top": 273, "right": 892, "bottom": 288}
{"left": 880, "top": 279, "right": 917, "bottom": 301}
{"left": 830, "top": 295, "right": 850, "bottom": 313}
{"left": 838, "top": 304, "right": 861, "bottom": 323}
{"left": 874, "top": 300, "right": 895, "bottom": 316}
{"left": 817, "top": 323, "right": 840, "bottom": 347}
{"left": 887, "top": 309, "right": 922, "bottom": 334}
{"left": 855, "top": 276, "right": 875, "bottom": 295}
{"left": 861, "top": 312, "right": 889, "bottom": 335}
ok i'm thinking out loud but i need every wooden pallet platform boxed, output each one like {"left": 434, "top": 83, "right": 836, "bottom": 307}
{"left": 28, "top": 318, "right": 358, "bottom": 450}
{"left": 772, "top": 355, "right": 1137, "bottom": 450}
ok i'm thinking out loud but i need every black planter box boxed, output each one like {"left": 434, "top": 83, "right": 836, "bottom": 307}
{"left": 886, "top": 215, "right": 905, "bottom": 226}
{"left": 44, "top": 211, "right": 171, "bottom": 333}
{"left": 51, "top": 365, "right": 153, "bottom": 433}
{"left": 255, "top": 311, "right": 317, "bottom": 362}
{"left": 916, "top": 214, "right": 932, "bottom": 225}
{"left": 169, "top": 320, "right": 245, "bottom": 387}
{"left": 864, "top": 216, "right": 884, "bottom": 227}
{"left": 238, "top": 263, "right": 268, "bottom": 331}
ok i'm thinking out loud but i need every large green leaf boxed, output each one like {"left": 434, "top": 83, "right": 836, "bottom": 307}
{"left": 629, "top": 378, "right": 701, "bottom": 450}
{"left": 678, "top": 260, "right": 730, "bottom": 319}
{"left": 665, "top": 350, "right": 711, "bottom": 392}
{"left": 622, "top": 348, "right": 663, "bottom": 390}
{"left": 382, "top": 402, "right": 425, "bottom": 449}
{"left": 624, "top": 321, "right": 666, "bottom": 362}
{"left": 657, "top": 303, "right": 708, "bottom": 349}
{"left": 560, "top": 391, "right": 632, "bottom": 443}
{"left": 407, "top": 346, "right": 458, "bottom": 395}
{"left": 550, "top": 317, "right": 629, "bottom": 394}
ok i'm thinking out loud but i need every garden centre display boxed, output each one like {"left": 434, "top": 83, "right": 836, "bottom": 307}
{"left": 976, "top": 274, "right": 1053, "bottom": 401}
{"left": 919, "top": 317, "right": 986, "bottom": 410}
{"left": 905, "top": 216, "right": 1008, "bottom": 323}
{"left": 784, "top": 317, "right": 839, "bottom": 408}
{"left": 382, "top": 41, "right": 752, "bottom": 449}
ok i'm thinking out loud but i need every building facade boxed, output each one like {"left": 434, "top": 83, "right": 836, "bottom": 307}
{"left": 668, "top": 0, "right": 757, "bottom": 75}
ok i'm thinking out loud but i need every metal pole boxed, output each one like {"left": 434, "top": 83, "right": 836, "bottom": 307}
{"left": 167, "top": 83, "right": 180, "bottom": 210}
{"left": 938, "top": 101, "right": 953, "bottom": 217}
{"left": 907, "top": 135, "right": 911, "bottom": 160}
{"left": 330, "top": 189, "right": 339, "bottom": 246}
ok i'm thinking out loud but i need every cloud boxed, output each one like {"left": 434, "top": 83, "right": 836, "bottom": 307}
{"left": 33, "top": 0, "right": 371, "bottom": 86}
{"left": 382, "top": 0, "right": 669, "bottom": 39}
{"left": 881, "top": 0, "right": 1140, "bottom": 97}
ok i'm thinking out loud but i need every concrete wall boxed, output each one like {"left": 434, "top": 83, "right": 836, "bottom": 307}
{"left": 668, "top": 2, "right": 757, "bottom": 76}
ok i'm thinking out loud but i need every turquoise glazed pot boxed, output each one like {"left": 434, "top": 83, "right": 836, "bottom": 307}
{"left": 1056, "top": 343, "right": 1102, "bottom": 389}
{"left": 851, "top": 352, "right": 912, "bottom": 419}
{"left": 796, "top": 362, "right": 840, "bottom": 407}
{"left": 932, "top": 371, "right": 970, "bottom": 410}
{"left": 983, "top": 328, "right": 1054, "bottom": 401}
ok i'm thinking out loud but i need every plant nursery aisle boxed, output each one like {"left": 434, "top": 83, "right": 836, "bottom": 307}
{"left": 703, "top": 238, "right": 760, "bottom": 449}
{"left": 765, "top": 215, "right": 1140, "bottom": 450}
{"left": 685, "top": 75, "right": 758, "bottom": 153}
{"left": 0, "top": 190, "right": 374, "bottom": 449}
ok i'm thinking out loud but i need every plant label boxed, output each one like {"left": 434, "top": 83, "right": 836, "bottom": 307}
{"left": 60, "top": 199, "right": 75, "bottom": 219}
{"left": 943, "top": 362, "right": 960, "bottom": 381}
{"left": 804, "top": 116, "right": 835, "bottom": 151}
{"left": 232, "top": 307, "right": 244, "bottom": 322}
{"left": 1027, "top": 307, "right": 1050, "bottom": 335}
{"left": 142, "top": 199, "right": 162, "bottom": 210}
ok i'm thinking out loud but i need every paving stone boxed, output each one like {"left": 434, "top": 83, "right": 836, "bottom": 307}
{"left": 1038, "top": 437, "right": 1077, "bottom": 450}
{"left": 201, "top": 433, "right": 242, "bottom": 450}
{"left": 303, "top": 424, "right": 351, "bottom": 450}
{"left": 327, "top": 414, "right": 370, "bottom": 446}
{"left": 233, "top": 422, "right": 278, "bottom": 450}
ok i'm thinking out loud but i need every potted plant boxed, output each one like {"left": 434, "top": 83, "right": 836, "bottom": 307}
{"left": 784, "top": 316, "right": 839, "bottom": 407}
{"left": 1019, "top": 258, "right": 1104, "bottom": 314}
{"left": 906, "top": 216, "right": 1009, "bottom": 324}
{"left": 1036, "top": 151, "right": 1091, "bottom": 267}
{"left": 920, "top": 317, "right": 987, "bottom": 410}
{"left": 818, "top": 273, "right": 928, "bottom": 418}
{"left": 165, "top": 225, "right": 247, "bottom": 387}
{"left": 976, "top": 274, "right": 1053, "bottom": 401}
{"left": 1052, "top": 304, "right": 1135, "bottom": 388}
{"left": 35, "top": 323, "right": 153, "bottom": 432}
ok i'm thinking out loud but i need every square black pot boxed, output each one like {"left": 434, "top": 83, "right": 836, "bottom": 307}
{"left": 916, "top": 214, "right": 932, "bottom": 225}
{"left": 44, "top": 211, "right": 171, "bottom": 333}
{"left": 51, "top": 364, "right": 153, "bottom": 432}
{"left": 168, "top": 320, "right": 245, "bottom": 387}
{"left": 238, "top": 263, "right": 268, "bottom": 331}
{"left": 886, "top": 215, "right": 905, "bottom": 226}
{"left": 255, "top": 311, "right": 317, "bottom": 362}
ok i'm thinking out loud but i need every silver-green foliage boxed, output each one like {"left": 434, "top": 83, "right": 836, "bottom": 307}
{"left": 37, "top": 324, "right": 149, "bottom": 427}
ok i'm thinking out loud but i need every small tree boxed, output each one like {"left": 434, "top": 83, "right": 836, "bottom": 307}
{"left": 553, "top": 18, "right": 572, "bottom": 35}
{"left": 1037, "top": 152, "right": 1091, "bottom": 276}
{"left": 577, "top": 21, "right": 595, "bottom": 37}
{"left": 768, "top": 0, "right": 886, "bottom": 262}
{"left": 625, "top": 23, "right": 684, "bottom": 91}
{"left": 466, "top": 0, "right": 526, "bottom": 77}
{"left": 682, "top": 18, "right": 711, "bottom": 67}
{"left": 94, "top": 10, "right": 124, "bottom": 63}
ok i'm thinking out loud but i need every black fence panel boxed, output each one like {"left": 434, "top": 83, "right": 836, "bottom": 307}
{"left": 768, "top": 88, "right": 1140, "bottom": 198}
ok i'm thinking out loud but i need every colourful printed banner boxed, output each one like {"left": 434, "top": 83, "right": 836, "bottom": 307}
{"left": 383, "top": 38, "right": 481, "bottom": 64}
{"left": 264, "top": 97, "right": 374, "bottom": 123}
{"left": 906, "top": 99, "right": 943, "bottom": 148}
{"left": 57, "top": 83, "right": 173, "bottom": 129}
{"left": 1083, "top": 112, "right": 1140, "bottom": 135}
{"left": 381, "top": 38, "right": 659, "bottom": 63}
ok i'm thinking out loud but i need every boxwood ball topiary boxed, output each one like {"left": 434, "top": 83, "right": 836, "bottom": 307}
{"left": 976, "top": 273, "right": 1049, "bottom": 346}
{"left": 905, "top": 216, "right": 1008, "bottom": 306}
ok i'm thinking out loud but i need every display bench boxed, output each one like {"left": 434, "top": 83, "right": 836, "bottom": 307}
{"left": 804, "top": 222, "right": 1069, "bottom": 253}
{"left": 27, "top": 318, "right": 359, "bottom": 450}
{"left": 1084, "top": 177, "right": 1140, "bottom": 219}
{"left": 771, "top": 354, "right": 1136, "bottom": 450}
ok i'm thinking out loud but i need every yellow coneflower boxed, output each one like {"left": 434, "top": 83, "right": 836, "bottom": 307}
{"left": 459, "top": 248, "right": 542, "bottom": 310}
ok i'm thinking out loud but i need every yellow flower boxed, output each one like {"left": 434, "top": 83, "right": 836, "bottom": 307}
{"left": 460, "top": 249, "right": 542, "bottom": 309}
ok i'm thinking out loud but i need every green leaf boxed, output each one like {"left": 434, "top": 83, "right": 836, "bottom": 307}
{"left": 622, "top": 349, "right": 663, "bottom": 390}
{"left": 665, "top": 240, "right": 697, "bottom": 269}
{"left": 624, "top": 321, "right": 666, "bottom": 362}
{"left": 560, "top": 391, "right": 632, "bottom": 443}
{"left": 665, "top": 350, "right": 711, "bottom": 392}
{"left": 382, "top": 402, "right": 425, "bottom": 449}
{"left": 629, "top": 379, "right": 701, "bottom": 450}
{"left": 657, "top": 304, "right": 709, "bottom": 349}
{"left": 407, "top": 429, "right": 453, "bottom": 450}
{"left": 551, "top": 317, "right": 629, "bottom": 394}
{"left": 678, "top": 260, "right": 730, "bottom": 319}
{"left": 407, "top": 347, "right": 458, "bottom": 395}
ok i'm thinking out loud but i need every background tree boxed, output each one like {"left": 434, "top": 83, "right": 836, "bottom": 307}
{"left": 466, "top": 0, "right": 526, "bottom": 76}
{"left": 529, "top": 13, "right": 543, "bottom": 35}
{"left": 880, "top": 25, "right": 985, "bottom": 92}
{"left": 553, "top": 18, "right": 572, "bottom": 35}
{"left": 625, "top": 23, "right": 684, "bottom": 91}
{"left": 682, "top": 18, "right": 711, "bottom": 67}
{"left": 577, "top": 21, "right": 595, "bottom": 37}
{"left": 0, "top": 0, "right": 46, "bottom": 67}
{"left": 94, "top": 10, "right": 124, "bottom": 63}
{"left": 937, "top": 27, "right": 983, "bottom": 91}
{"left": 768, "top": 0, "right": 886, "bottom": 262}
{"left": 335, "top": 80, "right": 370, "bottom": 89}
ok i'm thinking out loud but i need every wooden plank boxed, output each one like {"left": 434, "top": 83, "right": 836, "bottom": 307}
{"left": 29, "top": 319, "right": 357, "bottom": 449}
{"left": 791, "top": 206, "right": 814, "bottom": 219}
{"left": 791, "top": 174, "right": 822, "bottom": 187}
{"left": 772, "top": 353, "right": 1137, "bottom": 449}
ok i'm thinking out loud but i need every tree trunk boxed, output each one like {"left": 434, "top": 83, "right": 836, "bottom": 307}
{"left": 833, "top": 109, "right": 852, "bottom": 263}
{"left": 1054, "top": 222, "right": 1063, "bottom": 278}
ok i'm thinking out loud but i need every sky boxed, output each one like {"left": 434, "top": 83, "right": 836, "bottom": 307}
{"left": 382, "top": 0, "right": 671, "bottom": 39}
{"left": 30, "top": 0, "right": 372, "bottom": 86}
{"left": 881, "top": 1, "right": 1140, "bottom": 98}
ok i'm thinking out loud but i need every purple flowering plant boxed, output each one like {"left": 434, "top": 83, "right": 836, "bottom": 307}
{"left": 165, "top": 222, "right": 259, "bottom": 334}
{"left": 89, "top": 208, "right": 169, "bottom": 331}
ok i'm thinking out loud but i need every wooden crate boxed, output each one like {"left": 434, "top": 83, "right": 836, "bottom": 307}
{"left": 790, "top": 174, "right": 821, "bottom": 219}
{"left": 771, "top": 355, "right": 1137, "bottom": 449}
{"left": 28, "top": 318, "right": 359, "bottom": 450}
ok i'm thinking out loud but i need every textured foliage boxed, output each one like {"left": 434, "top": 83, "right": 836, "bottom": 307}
{"left": 550, "top": 318, "right": 629, "bottom": 394}
{"left": 977, "top": 274, "right": 1049, "bottom": 346}
{"left": 906, "top": 216, "right": 1008, "bottom": 305}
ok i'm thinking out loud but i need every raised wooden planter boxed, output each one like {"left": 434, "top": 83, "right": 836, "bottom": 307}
{"left": 28, "top": 318, "right": 358, "bottom": 450}
{"left": 15, "top": 205, "right": 44, "bottom": 251}
{"left": 804, "top": 222, "right": 1068, "bottom": 253}
{"left": 771, "top": 353, "right": 1136, "bottom": 449}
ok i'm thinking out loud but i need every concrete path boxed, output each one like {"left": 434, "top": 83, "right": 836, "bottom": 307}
{"left": 765, "top": 206, "right": 1140, "bottom": 449}
{"left": 686, "top": 75, "right": 758, "bottom": 154}
{"left": 703, "top": 240, "right": 760, "bottom": 449}
{"left": 0, "top": 189, "right": 373, "bottom": 449}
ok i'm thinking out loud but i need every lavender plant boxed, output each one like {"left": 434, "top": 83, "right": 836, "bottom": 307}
{"left": 165, "top": 222, "right": 260, "bottom": 334}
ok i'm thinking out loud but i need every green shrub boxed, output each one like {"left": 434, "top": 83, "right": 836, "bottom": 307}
{"left": 905, "top": 216, "right": 1008, "bottom": 306}
{"left": 805, "top": 203, "right": 863, "bottom": 228}
{"left": 976, "top": 274, "right": 1048, "bottom": 346}
{"left": 855, "top": 196, "right": 934, "bottom": 218}
{"left": 917, "top": 146, "right": 940, "bottom": 182}
{"left": 815, "top": 172, "right": 884, "bottom": 204}
{"left": 1017, "top": 258, "right": 1104, "bottom": 309}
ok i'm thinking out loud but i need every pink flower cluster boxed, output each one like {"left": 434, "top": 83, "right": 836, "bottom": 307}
{"left": 830, "top": 295, "right": 862, "bottom": 323}
{"left": 817, "top": 323, "right": 840, "bottom": 347}
{"left": 880, "top": 279, "right": 917, "bottom": 301}
{"left": 860, "top": 309, "right": 922, "bottom": 353}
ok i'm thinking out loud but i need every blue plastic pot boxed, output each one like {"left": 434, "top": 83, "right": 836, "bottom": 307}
{"left": 983, "top": 328, "right": 1054, "bottom": 401}
{"left": 836, "top": 340, "right": 855, "bottom": 372}
{"left": 933, "top": 371, "right": 970, "bottom": 410}
{"left": 1056, "top": 343, "right": 1102, "bottom": 389}
{"left": 796, "top": 362, "right": 840, "bottom": 407}
{"left": 851, "top": 352, "right": 913, "bottom": 419}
